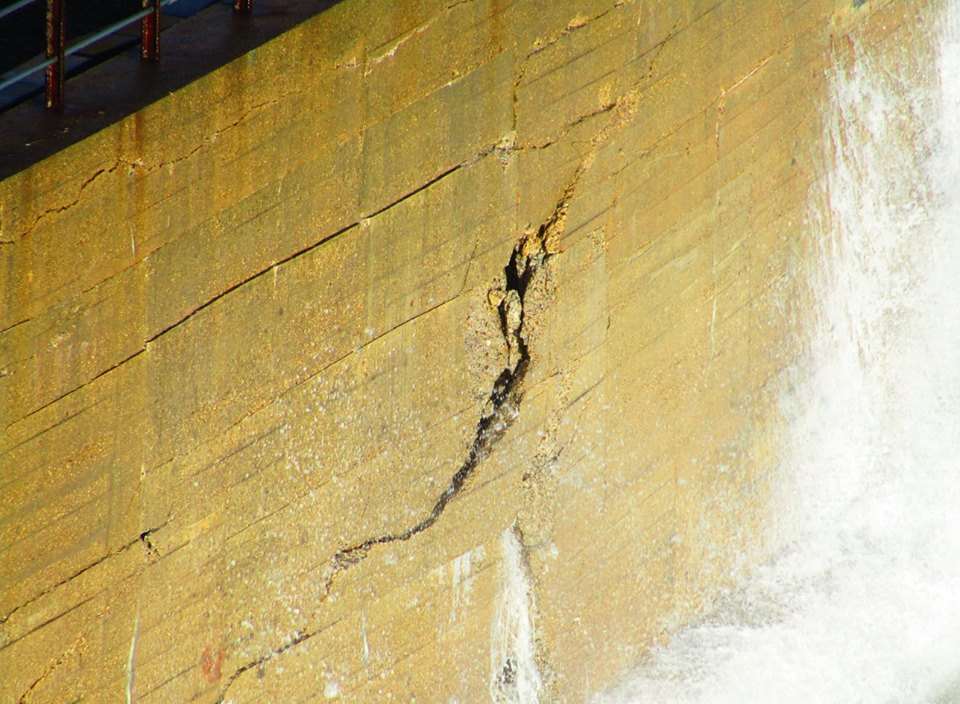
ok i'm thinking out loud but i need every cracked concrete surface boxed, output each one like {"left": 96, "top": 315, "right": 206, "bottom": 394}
{"left": 0, "top": 0, "right": 929, "bottom": 701}
{"left": 12, "top": 95, "right": 291, "bottom": 245}
{"left": 0, "top": 524, "right": 164, "bottom": 635}
{"left": 214, "top": 168, "right": 572, "bottom": 703}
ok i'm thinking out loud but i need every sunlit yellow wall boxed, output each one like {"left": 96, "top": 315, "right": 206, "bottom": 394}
{"left": 0, "top": 1, "right": 932, "bottom": 701}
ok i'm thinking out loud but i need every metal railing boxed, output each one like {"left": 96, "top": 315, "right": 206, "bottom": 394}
{"left": 0, "top": 0, "right": 253, "bottom": 110}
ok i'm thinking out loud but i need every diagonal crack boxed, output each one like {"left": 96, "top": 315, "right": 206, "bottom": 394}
{"left": 0, "top": 317, "right": 30, "bottom": 335}
{"left": 15, "top": 634, "right": 86, "bottom": 704}
{"left": 15, "top": 96, "right": 288, "bottom": 243}
{"left": 526, "top": 5, "right": 616, "bottom": 59}
{"left": 0, "top": 523, "right": 167, "bottom": 636}
{"left": 320, "top": 165, "right": 582, "bottom": 599}
{"left": 213, "top": 172, "right": 582, "bottom": 704}
{"left": 6, "top": 143, "right": 496, "bottom": 432}
{"left": 17, "top": 162, "right": 123, "bottom": 240}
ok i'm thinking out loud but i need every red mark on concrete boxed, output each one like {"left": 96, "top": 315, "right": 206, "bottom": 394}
{"left": 845, "top": 33, "right": 857, "bottom": 62}
{"left": 200, "top": 646, "right": 225, "bottom": 682}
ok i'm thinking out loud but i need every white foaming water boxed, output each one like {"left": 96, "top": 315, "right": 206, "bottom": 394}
{"left": 490, "top": 528, "right": 544, "bottom": 704}
{"left": 599, "top": 5, "right": 960, "bottom": 704}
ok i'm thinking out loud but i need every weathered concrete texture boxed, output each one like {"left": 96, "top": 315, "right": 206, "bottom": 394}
{"left": 0, "top": 0, "right": 938, "bottom": 701}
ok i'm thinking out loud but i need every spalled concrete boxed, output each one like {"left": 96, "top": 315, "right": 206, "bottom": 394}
{"left": 0, "top": 0, "right": 939, "bottom": 701}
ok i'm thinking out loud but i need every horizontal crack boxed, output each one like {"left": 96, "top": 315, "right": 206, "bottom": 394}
{"left": 2, "top": 398, "right": 103, "bottom": 458}
{"left": 15, "top": 97, "right": 290, "bottom": 243}
{"left": 6, "top": 140, "right": 506, "bottom": 433}
{"left": 0, "top": 523, "right": 166, "bottom": 639}
{"left": 513, "top": 100, "right": 619, "bottom": 151}
{"left": 526, "top": 5, "right": 616, "bottom": 58}
{"left": 144, "top": 144, "right": 484, "bottom": 344}
{"left": 145, "top": 96, "right": 287, "bottom": 176}
{"left": 12, "top": 348, "right": 144, "bottom": 428}
{"left": 143, "top": 220, "right": 357, "bottom": 347}
{"left": 17, "top": 162, "right": 122, "bottom": 240}
{"left": 0, "top": 317, "right": 30, "bottom": 335}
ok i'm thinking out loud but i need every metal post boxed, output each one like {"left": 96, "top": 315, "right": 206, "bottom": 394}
{"left": 45, "top": 0, "right": 65, "bottom": 110}
{"left": 234, "top": 0, "right": 252, "bottom": 13}
{"left": 140, "top": 0, "right": 160, "bottom": 61}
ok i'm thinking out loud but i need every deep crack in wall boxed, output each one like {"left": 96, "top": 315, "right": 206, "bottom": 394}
{"left": 213, "top": 172, "right": 575, "bottom": 703}
{"left": 0, "top": 0, "right": 925, "bottom": 701}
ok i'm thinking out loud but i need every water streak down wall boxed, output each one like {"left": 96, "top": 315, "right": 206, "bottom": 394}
{"left": 0, "top": 0, "right": 932, "bottom": 701}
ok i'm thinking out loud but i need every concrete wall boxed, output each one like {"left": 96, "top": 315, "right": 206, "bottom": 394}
{"left": 0, "top": 0, "right": 934, "bottom": 701}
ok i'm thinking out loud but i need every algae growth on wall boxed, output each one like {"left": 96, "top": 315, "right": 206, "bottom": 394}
{"left": 0, "top": 0, "right": 934, "bottom": 701}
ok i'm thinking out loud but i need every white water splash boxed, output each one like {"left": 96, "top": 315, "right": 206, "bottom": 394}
{"left": 599, "top": 4, "right": 960, "bottom": 703}
{"left": 125, "top": 609, "right": 140, "bottom": 704}
{"left": 490, "top": 528, "right": 543, "bottom": 704}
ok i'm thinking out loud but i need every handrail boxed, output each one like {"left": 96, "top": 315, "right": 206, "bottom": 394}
{"left": 0, "top": 0, "right": 253, "bottom": 110}
{"left": 71, "top": 6, "right": 156, "bottom": 56}
{"left": 0, "top": 56, "right": 54, "bottom": 93}
{"left": 0, "top": 0, "right": 35, "bottom": 22}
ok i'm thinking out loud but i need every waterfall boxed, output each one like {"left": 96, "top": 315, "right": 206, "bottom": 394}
{"left": 599, "top": 4, "right": 960, "bottom": 703}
